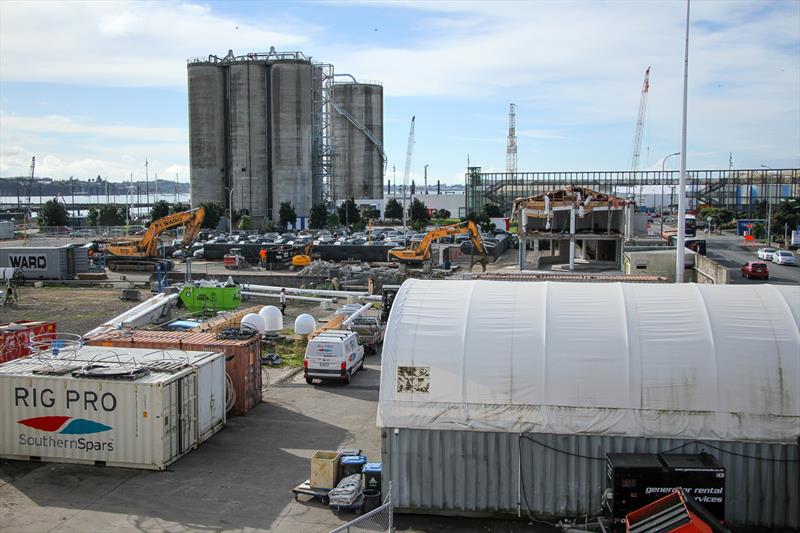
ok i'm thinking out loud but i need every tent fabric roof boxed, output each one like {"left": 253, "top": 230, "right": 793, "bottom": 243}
{"left": 377, "top": 280, "right": 800, "bottom": 443}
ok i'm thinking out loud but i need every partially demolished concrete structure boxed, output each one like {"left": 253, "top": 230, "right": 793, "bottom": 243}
{"left": 512, "top": 186, "right": 634, "bottom": 270}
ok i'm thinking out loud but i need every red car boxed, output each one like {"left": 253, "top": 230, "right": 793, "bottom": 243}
{"left": 741, "top": 261, "right": 769, "bottom": 280}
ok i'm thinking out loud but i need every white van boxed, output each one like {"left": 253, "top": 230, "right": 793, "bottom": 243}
{"left": 304, "top": 330, "right": 365, "bottom": 385}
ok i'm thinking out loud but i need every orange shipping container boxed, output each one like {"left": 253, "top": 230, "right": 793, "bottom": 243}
{"left": 85, "top": 330, "right": 261, "bottom": 415}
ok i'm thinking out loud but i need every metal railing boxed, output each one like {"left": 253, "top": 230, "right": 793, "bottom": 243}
{"left": 329, "top": 484, "right": 392, "bottom": 533}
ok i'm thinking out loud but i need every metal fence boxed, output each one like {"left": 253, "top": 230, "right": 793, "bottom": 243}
{"left": 329, "top": 484, "right": 392, "bottom": 533}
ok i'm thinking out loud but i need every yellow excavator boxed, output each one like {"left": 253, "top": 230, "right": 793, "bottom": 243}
{"left": 291, "top": 242, "right": 314, "bottom": 269}
{"left": 102, "top": 207, "right": 205, "bottom": 272}
{"left": 388, "top": 220, "right": 488, "bottom": 271}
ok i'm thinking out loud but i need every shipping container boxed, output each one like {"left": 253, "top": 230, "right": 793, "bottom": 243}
{"left": 0, "top": 245, "right": 90, "bottom": 280}
{"left": 0, "top": 321, "right": 57, "bottom": 363}
{"left": 0, "top": 358, "right": 197, "bottom": 470}
{"left": 84, "top": 330, "right": 261, "bottom": 415}
{"left": 0, "top": 221, "right": 13, "bottom": 240}
{"left": 41, "top": 346, "right": 226, "bottom": 443}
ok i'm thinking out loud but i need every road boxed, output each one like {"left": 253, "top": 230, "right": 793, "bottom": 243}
{"left": 703, "top": 233, "right": 799, "bottom": 285}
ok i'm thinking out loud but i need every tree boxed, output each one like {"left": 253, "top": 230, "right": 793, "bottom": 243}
{"left": 310, "top": 204, "right": 328, "bottom": 230}
{"left": 199, "top": 202, "right": 223, "bottom": 229}
{"left": 170, "top": 202, "right": 190, "bottom": 214}
{"left": 409, "top": 198, "right": 430, "bottom": 224}
{"left": 774, "top": 197, "right": 800, "bottom": 235}
{"left": 279, "top": 201, "right": 297, "bottom": 229}
{"left": 482, "top": 203, "right": 502, "bottom": 218}
{"left": 150, "top": 200, "right": 170, "bottom": 222}
{"left": 326, "top": 212, "right": 340, "bottom": 228}
{"left": 39, "top": 199, "right": 69, "bottom": 228}
{"left": 86, "top": 207, "right": 99, "bottom": 227}
{"left": 338, "top": 198, "right": 361, "bottom": 226}
{"left": 466, "top": 211, "right": 493, "bottom": 232}
{"left": 366, "top": 208, "right": 381, "bottom": 221}
{"left": 97, "top": 205, "right": 126, "bottom": 226}
{"left": 384, "top": 198, "right": 403, "bottom": 220}
{"left": 238, "top": 215, "right": 253, "bottom": 230}
{"left": 434, "top": 208, "right": 451, "bottom": 219}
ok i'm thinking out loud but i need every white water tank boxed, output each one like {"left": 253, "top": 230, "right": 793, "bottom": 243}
{"left": 241, "top": 313, "right": 266, "bottom": 334}
{"left": 259, "top": 305, "right": 283, "bottom": 332}
{"left": 294, "top": 314, "right": 316, "bottom": 335}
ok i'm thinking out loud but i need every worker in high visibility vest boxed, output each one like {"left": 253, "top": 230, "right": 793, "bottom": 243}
{"left": 259, "top": 248, "right": 267, "bottom": 268}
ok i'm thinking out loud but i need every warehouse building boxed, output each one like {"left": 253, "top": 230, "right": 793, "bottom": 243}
{"left": 379, "top": 280, "right": 799, "bottom": 528}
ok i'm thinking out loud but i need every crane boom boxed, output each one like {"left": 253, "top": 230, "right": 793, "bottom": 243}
{"left": 402, "top": 116, "right": 415, "bottom": 229}
{"left": 631, "top": 66, "right": 650, "bottom": 171}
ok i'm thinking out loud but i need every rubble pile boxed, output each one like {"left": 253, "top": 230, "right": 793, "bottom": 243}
{"left": 298, "top": 260, "right": 405, "bottom": 287}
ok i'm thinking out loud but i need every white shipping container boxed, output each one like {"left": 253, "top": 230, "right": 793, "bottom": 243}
{"left": 0, "top": 358, "right": 197, "bottom": 470}
{"left": 60, "top": 347, "right": 226, "bottom": 443}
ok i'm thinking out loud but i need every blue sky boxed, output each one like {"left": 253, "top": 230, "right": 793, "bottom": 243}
{"left": 1, "top": 0, "right": 798, "bottom": 185}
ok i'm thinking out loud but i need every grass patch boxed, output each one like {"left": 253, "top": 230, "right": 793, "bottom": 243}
{"left": 263, "top": 328, "right": 308, "bottom": 368}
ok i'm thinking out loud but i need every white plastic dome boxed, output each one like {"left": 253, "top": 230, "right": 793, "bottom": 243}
{"left": 259, "top": 305, "right": 283, "bottom": 331}
{"left": 294, "top": 314, "right": 316, "bottom": 335}
{"left": 241, "top": 313, "right": 266, "bottom": 334}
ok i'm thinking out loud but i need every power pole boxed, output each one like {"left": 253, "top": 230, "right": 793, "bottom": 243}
{"left": 506, "top": 103, "right": 517, "bottom": 174}
{"left": 27, "top": 156, "right": 35, "bottom": 221}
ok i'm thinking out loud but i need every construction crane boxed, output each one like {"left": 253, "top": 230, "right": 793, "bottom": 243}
{"left": 506, "top": 103, "right": 517, "bottom": 174}
{"left": 630, "top": 67, "right": 650, "bottom": 171}
{"left": 102, "top": 207, "right": 205, "bottom": 272}
{"left": 402, "top": 116, "right": 415, "bottom": 229}
{"left": 388, "top": 220, "right": 487, "bottom": 271}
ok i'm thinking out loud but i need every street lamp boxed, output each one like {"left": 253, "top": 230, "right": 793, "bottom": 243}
{"left": 761, "top": 164, "right": 772, "bottom": 245}
{"left": 228, "top": 186, "right": 239, "bottom": 236}
{"left": 660, "top": 152, "right": 680, "bottom": 235}
{"left": 125, "top": 185, "right": 136, "bottom": 226}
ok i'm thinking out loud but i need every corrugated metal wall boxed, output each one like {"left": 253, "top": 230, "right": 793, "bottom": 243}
{"left": 382, "top": 428, "right": 799, "bottom": 528}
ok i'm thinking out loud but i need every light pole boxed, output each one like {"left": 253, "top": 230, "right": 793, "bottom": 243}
{"left": 660, "top": 152, "right": 680, "bottom": 235}
{"left": 761, "top": 164, "right": 772, "bottom": 245}
{"left": 228, "top": 186, "right": 239, "bottom": 236}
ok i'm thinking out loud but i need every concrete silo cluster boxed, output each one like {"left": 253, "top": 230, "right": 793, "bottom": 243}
{"left": 187, "top": 48, "right": 383, "bottom": 225}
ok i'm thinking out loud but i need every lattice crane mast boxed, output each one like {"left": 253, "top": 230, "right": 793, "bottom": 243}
{"left": 506, "top": 103, "right": 517, "bottom": 174}
{"left": 402, "top": 116, "right": 415, "bottom": 228}
{"left": 630, "top": 67, "right": 650, "bottom": 171}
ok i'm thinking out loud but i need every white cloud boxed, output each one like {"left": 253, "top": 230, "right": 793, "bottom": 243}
{"left": 0, "top": 1, "right": 311, "bottom": 88}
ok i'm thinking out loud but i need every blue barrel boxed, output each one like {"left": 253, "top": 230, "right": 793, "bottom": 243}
{"left": 339, "top": 454, "right": 367, "bottom": 479}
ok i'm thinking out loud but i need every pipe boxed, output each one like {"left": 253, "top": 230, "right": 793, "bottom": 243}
{"left": 242, "top": 291, "right": 333, "bottom": 304}
{"left": 243, "top": 283, "right": 369, "bottom": 299}
{"left": 341, "top": 303, "right": 373, "bottom": 327}
{"left": 86, "top": 293, "right": 179, "bottom": 337}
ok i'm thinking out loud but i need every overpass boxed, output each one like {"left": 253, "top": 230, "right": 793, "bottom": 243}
{"left": 466, "top": 167, "right": 799, "bottom": 214}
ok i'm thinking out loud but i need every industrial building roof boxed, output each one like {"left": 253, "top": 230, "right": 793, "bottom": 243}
{"left": 378, "top": 279, "right": 800, "bottom": 443}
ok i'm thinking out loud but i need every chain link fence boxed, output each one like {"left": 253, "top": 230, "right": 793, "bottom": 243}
{"left": 328, "top": 484, "right": 392, "bottom": 533}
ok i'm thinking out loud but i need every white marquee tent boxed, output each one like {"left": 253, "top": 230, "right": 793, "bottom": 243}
{"left": 378, "top": 280, "right": 800, "bottom": 443}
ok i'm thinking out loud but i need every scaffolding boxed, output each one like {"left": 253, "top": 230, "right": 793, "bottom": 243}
{"left": 312, "top": 62, "right": 335, "bottom": 205}
{"left": 466, "top": 168, "right": 800, "bottom": 215}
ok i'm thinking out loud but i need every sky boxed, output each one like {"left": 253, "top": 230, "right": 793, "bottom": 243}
{"left": 1, "top": 0, "right": 798, "bottom": 185}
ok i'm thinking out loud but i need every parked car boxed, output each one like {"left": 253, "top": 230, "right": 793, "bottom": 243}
{"left": 303, "top": 330, "right": 364, "bottom": 385}
{"left": 757, "top": 247, "right": 778, "bottom": 261}
{"left": 772, "top": 250, "right": 797, "bottom": 266}
{"left": 741, "top": 261, "right": 769, "bottom": 280}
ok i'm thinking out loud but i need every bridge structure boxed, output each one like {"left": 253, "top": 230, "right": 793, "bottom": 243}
{"left": 466, "top": 167, "right": 800, "bottom": 215}
{"left": 0, "top": 201, "right": 158, "bottom": 216}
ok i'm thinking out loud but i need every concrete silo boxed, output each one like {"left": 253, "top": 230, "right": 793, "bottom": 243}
{"left": 270, "top": 61, "right": 314, "bottom": 219}
{"left": 332, "top": 82, "right": 384, "bottom": 200}
{"left": 187, "top": 63, "right": 226, "bottom": 208}
{"left": 188, "top": 50, "right": 325, "bottom": 225}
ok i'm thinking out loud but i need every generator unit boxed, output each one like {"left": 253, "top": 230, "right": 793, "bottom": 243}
{"left": 605, "top": 453, "right": 725, "bottom": 526}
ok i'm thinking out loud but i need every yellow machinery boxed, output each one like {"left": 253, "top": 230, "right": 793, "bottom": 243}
{"left": 291, "top": 242, "right": 313, "bottom": 269}
{"left": 103, "top": 207, "right": 205, "bottom": 271}
{"left": 389, "top": 221, "right": 488, "bottom": 271}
